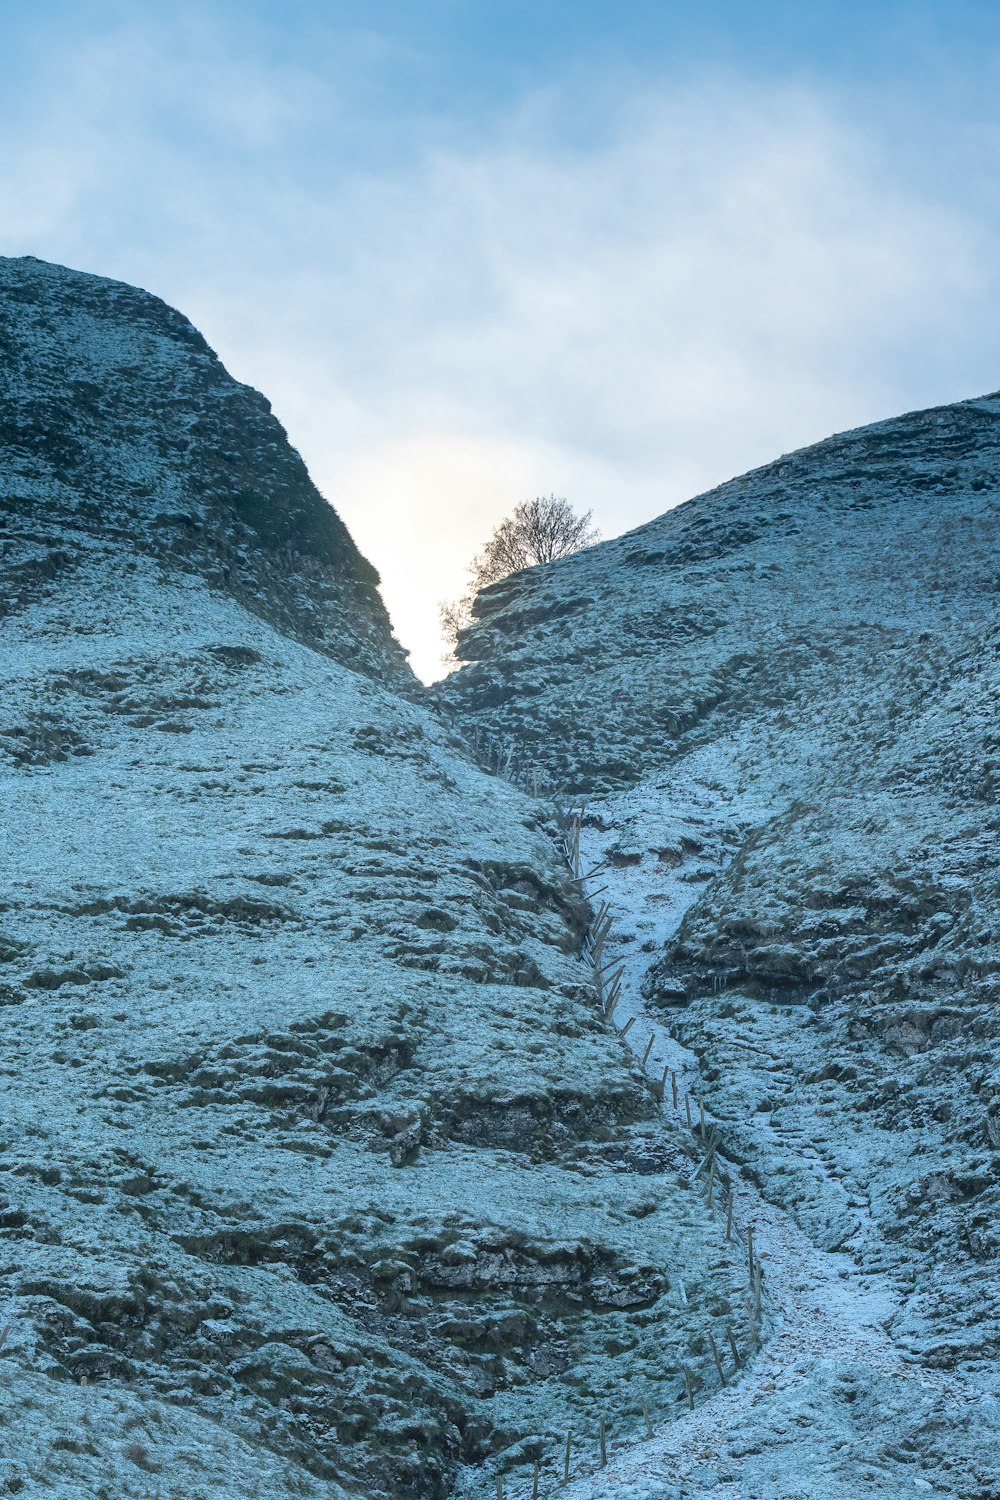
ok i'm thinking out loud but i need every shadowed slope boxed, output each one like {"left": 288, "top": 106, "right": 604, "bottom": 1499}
{"left": 0, "top": 260, "right": 745, "bottom": 1498}
{"left": 441, "top": 395, "right": 1000, "bottom": 1494}
{"left": 0, "top": 255, "right": 408, "bottom": 683}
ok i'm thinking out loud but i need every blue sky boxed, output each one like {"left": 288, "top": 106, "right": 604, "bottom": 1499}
{"left": 3, "top": 1, "right": 1000, "bottom": 676}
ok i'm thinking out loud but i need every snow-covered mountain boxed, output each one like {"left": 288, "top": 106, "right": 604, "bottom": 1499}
{"left": 442, "top": 397, "right": 1000, "bottom": 1494}
{"left": 0, "top": 259, "right": 741, "bottom": 1497}
{"left": 4, "top": 255, "right": 998, "bottom": 1498}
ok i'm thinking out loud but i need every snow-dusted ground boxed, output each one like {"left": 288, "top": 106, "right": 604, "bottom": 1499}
{"left": 0, "top": 258, "right": 771, "bottom": 1498}
{"left": 506, "top": 771, "right": 1000, "bottom": 1499}
{"left": 444, "top": 386, "right": 1000, "bottom": 1497}
{"left": 5, "top": 255, "right": 1000, "bottom": 1497}
{"left": 2, "top": 557, "right": 752, "bottom": 1497}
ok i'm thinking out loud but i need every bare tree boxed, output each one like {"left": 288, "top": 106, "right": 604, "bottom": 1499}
{"left": 440, "top": 495, "right": 599, "bottom": 659}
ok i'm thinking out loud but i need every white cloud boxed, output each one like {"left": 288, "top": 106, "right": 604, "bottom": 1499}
{"left": 239, "top": 85, "right": 996, "bottom": 677}
{"left": 1, "top": 23, "right": 997, "bottom": 678}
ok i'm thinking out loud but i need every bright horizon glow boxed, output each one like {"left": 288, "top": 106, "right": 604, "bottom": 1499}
{"left": 3, "top": 3, "right": 1000, "bottom": 678}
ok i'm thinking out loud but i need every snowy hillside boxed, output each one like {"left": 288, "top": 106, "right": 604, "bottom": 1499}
{"left": 0, "top": 260, "right": 746, "bottom": 1498}
{"left": 5, "top": 255, "right": 999, "bottom": 1499}
{"left": 442, "top": 400, "right": 1000, "bottom": 1494}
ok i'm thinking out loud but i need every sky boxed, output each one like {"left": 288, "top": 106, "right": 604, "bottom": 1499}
{"left": 3, "top": 2, "right": 1000, "bottom": 679}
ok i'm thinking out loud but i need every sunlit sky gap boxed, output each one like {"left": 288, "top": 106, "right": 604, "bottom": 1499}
{"left": 4, "top": 1, "right": 1000, "bottom": 677}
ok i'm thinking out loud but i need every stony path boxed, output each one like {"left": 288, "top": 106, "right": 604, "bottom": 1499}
{"left": 506, "top": 781, "right": 998, "bottom": 1499}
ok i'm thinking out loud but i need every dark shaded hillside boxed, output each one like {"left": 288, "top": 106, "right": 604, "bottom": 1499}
{"left": 0, "top": 260, "right": 744, "bottom": 1499}
{"left": 0, "top": 255, "right": 408, "bottom": 683}
{"left": 441, "top": 392, "right": 1000, "bottom": 792}
{"left": 442, "top": 395, "right": 1000, "bottom": 1493}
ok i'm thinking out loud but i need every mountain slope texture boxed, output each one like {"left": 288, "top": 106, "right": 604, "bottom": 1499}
{"left": 1, "top": 256, "right": 998, "bottom": 1499}
{"left": 0, "top": 258, "right": 742, "bottom": 1499}
{"left": 442, "top": 391, "right": 1000, "bottom": 1496}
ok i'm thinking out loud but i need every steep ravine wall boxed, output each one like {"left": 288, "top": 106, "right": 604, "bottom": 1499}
{"left": 442, "top": 396, "right": 1000, "bottom": 1495}
{"left": 0, "top": 260, "right": 749, "bottom": 1499}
